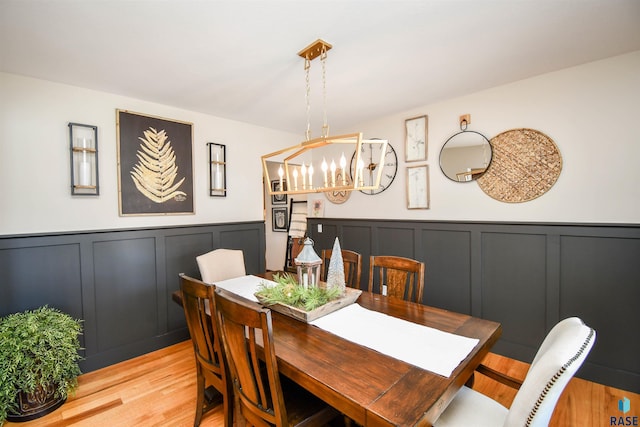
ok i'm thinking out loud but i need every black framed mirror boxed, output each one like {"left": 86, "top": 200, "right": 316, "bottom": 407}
{"left": 439, "top": 129, "right": 492, "bottom": 182}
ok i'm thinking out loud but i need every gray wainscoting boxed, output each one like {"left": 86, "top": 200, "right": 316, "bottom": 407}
{"left": 308, "top": 218, "right": 640, "bottom": 393}
{"left": 2, "top": 218, "right": 637, "bottom": 392}
{"left": 0, "top": 222, "right": 265, "bottom": 373}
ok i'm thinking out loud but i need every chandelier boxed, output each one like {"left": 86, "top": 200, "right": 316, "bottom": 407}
{"left": 262, "top": 39, "right": 388, "bottom": 196}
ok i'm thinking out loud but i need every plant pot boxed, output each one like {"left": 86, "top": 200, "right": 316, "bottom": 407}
{"left": 6, "top": 383, "right": 66, "bottom": 423}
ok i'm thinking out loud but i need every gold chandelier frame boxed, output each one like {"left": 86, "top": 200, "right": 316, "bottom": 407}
{"left": 262, "top": 39, "right": 388, "bottom": 196}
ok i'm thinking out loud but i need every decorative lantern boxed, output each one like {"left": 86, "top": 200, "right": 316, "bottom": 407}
{"left": 294, "top": 237, "right": 322, "bottom": 288}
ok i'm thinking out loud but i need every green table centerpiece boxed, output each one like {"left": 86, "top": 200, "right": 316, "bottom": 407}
{"left": 256, "top": 272, "right": 343, "bottom": 311}
{"left": 255, "top": 270, "right": 361, "bottom": 323}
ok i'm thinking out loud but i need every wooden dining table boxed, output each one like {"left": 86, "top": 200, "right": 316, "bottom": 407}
{"left": 172, "top": 274, "right": 501, "bottom": 427}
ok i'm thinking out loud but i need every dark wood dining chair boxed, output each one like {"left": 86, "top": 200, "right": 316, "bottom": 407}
{"left": 368, "top": 255, "right": 425, "bottom": 303}
{"left": 321, "top": 249, "right": 363, "bottom": 289}
{"left": 180, "top": 274, "right": 233, "bottom": 427}
{"left": 213, "top": 287, "right": 339, "bottom": 427}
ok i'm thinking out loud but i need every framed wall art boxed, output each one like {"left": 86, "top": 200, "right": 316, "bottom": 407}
{"left": 116, "top": 110, "right": 194, "bottom": 216}
{"left": 405, "top": 115, "right": 428, "bottom": 162}
{"left": 271, "top": 180, "right": 287, "bottom": 205}
{"left": 311, "top": 199, "right": 324, "bottom": 217}
{"left": 272, "top": 207, "right": 289, "bottom": 232}
{"left": 406, "top": 165, "right": 430, "bottom": 209}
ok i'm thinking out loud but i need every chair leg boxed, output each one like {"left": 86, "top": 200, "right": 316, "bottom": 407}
{"left": 222, "top": 392, "right": 233, "bottom": 427}
{"left": 465, "top": 372, "right": 475, "bottom": 388}
{"left": 233, "top": 392, "right": 246, "bottom": 427}
{"left": 194, "top": 368, "right": 205, "bottom": 427}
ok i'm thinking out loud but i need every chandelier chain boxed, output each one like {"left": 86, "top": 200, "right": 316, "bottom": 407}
{"left": 305, "top": 57, "right": 311, "bottom": 141}
{"left": 321, "top": 46, "right": 329, "bottom": 138}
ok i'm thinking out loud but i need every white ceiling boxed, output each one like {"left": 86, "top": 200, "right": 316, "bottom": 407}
{"left": 2, "top": 0, "right": 639, "bottom": 135}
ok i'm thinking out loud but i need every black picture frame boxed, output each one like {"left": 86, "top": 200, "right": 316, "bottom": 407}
{"left": 271, "top": 180, "right": 287, "bottom": 205}
{"left": 272, "top": 207, "right": 288, "bottom": 232}
{"left": 116, "top": 110, "right": 194, "bottom": 216}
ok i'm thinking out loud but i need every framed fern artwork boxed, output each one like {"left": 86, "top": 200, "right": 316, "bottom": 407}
{"left": 116, "top": 110, "right": 194, "bottom": 216}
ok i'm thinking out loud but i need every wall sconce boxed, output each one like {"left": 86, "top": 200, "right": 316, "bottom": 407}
{"left": 208, "top": 142, "right": 226, "bottom": 197}
{"left": 68, "top": 122, "right": 99, "bottom": 195}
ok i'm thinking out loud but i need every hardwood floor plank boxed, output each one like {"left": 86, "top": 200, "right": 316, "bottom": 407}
{"left": 5, "top": 341, "right": 638, "bottom": 427}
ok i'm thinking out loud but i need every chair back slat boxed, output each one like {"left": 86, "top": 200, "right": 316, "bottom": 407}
{"left": 368, "top": 255, "right": 425, "bottom": 303}
{"left": 215, "top": 288, "right": 288, "bottom": 427}
{"left": 181, "top": 276, "right": 224, "bottom": 378}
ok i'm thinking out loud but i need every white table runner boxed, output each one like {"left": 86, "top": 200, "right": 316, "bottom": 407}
{"left": 214, "top": 276, "right": 479, "bottom": 377}
{"left": 214, "top": 274, "right": 271, "bottom": 302}
{"left": 310, "top": 303, "right": 479, "bottom": 377}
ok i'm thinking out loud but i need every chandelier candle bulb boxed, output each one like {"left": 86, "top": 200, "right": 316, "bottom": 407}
{"left": 340, "top": 153, "right": 347, "bottom": 185}
{"left": 321, "top": 158, "right": 328, "bottom": 187}
{"left": 301, "top": 163, "right": 307, "bottom": 189}
{"left": 352, "top": 160, "right": 358, "bottom": 188}
{"left": 330, "top": 160, "right": 336, "bottom": 187}
{"left": 293, "top": 168, "right": 298, "bottom": 190}
{"left": 278, "top": 165, "right": 284, "bottom": 192}
{"left": 308, "top": 163, "right": 314, "bottom": 188}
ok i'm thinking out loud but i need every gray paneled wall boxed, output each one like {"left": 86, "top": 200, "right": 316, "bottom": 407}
{"left": 0, "top": 222, "right": 265, "bottom": 373}
{"left": 308, "top": 218, "right": 640, "bottom": 393}
{"left": 2, "top": 219, "right": 638, "bottom": 392}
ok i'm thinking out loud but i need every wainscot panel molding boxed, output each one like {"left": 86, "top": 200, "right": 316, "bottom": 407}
{"left": 308, "top": 218, "right": 640, "bottom": 393}
{"left": 0, "top": 221, "right": 266, "bottom": 373}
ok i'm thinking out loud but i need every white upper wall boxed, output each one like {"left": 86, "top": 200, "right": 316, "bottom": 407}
{"left": 0, "top": 72, "right": 299, "bottom": 236}
{"left": 1, "top": 51, "right": 639, "bottom": 240}
{"left": 319, "top": 51, "right": 640, "bottom": 224}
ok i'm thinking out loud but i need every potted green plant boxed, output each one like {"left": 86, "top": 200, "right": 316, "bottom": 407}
{"left": 0, "top": 306, "right": 83, "bottom": 425}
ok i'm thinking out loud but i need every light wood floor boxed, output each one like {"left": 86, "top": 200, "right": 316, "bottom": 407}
{"left": 6, "top": 340, "right": 638, "bottom": 427}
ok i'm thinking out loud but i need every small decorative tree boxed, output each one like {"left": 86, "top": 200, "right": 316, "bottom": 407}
{"left": 326, "top": 237, "right": 346, "bottom": 292}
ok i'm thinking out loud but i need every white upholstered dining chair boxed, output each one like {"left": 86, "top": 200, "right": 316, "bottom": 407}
{"left": 196, "top": 248, "right": 246, "bottom": 284}
{"left": 434, "top": 317, "right": 595, "bottom": 427}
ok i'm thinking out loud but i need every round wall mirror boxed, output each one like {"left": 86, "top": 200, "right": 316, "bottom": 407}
{"left": 439, "top": 130, "right": 492, "bottom": 182}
